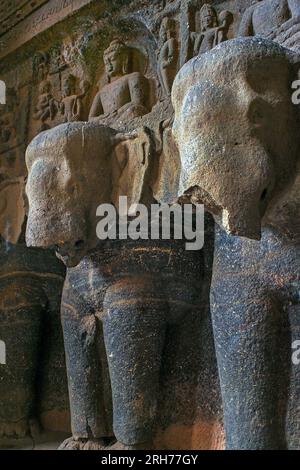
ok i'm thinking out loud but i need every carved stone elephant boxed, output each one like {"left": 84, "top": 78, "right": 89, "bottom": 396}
{"left": 172, "top": 37, "right": 300, "bottom": 449}
{"left": 25, "top": 122, "right": 205, "bottom": 449}
{"left": 0, "top": 173, "right": 68, "bottom": 441}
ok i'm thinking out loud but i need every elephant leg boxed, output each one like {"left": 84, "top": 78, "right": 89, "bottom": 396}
{"left": 60, "top": 283, "right": 113, "bottom": 450}
{"left": 103, "top": 278, "right": 167, "bottom": 448}
{"left": 211, "top": 277, "right": 285, "bottom": 449}
{"left": 0, "top": 281, "right": 43, "bottom": 438}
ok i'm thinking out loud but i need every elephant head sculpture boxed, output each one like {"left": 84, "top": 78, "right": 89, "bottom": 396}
{"left": 25, "top": 121, "right": 208, "bottom": 451}
{"left": 172, "top": 37, "right": 300, "bottom": 239}
{"left": 25, "top": 122, "right": 156, "bottom": 266}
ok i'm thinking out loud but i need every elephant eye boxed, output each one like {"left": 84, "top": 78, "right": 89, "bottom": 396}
{"left": 247, "top": 98, "right": 269, "bottom": 127}
{"left": 74, "top": 239, "right": 84, "bottom": 249}
{"left": 260, "top": 188, "right": 268, "bottom": 201}
{"left": 66, "top": 183, "right": 76, "bottom": 195}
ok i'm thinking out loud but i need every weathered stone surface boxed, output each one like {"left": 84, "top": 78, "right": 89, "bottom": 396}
{"left": 172, "top": 37, "right": 300, "bottom": 449}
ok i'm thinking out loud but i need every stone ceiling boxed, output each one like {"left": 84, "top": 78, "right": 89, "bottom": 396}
{"left": 0, "top": 0, "right": 49, "bottom": 37}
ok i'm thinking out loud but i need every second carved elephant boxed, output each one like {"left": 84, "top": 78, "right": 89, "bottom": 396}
{"left": 172, "top": 37, "right": 300, "bottom": 449}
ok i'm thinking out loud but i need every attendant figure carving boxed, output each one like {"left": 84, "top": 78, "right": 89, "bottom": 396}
{"left": 191, "top": 4, "right": 233, "bottom": 56}
{"left": 239, "top": 0, "right": 300, "bottom": 51}
{"left": 60, "top": 74, "right": 89, "bottom": 123}
{"left": 33, "top": 80, "right": 57, "bottom": 132}
{"left": 157, "top": 17, "right": 179, "bottom": 96}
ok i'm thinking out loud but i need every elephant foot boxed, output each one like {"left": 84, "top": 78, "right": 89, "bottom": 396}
{"left": 0, "top": 418, "right": 40, "bottom": 439}
{"left": 107, "top": 440, "right": 154, "bottom": 450}
{"left": 58, "top": 436, "right": 115, "bottom": 450}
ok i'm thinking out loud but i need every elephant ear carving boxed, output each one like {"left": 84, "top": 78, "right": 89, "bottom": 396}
{"left": 111, "top": 127, "right": 157, "bottom": 213}
{"left": 0, "top": 173, "right": 25, "bottom": 244}
{"left": 152, "top": 120, "right": 181, "bottom": 204}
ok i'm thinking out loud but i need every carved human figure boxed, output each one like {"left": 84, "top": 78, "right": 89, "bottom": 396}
{"left": 0, "top": 112, "right": 12, "bottom": 143}
{"left": 33, "top": 80, "right": 57, "bottom": 132}
{"left": 172, "top": 37, "right": 300, "bottom": 449}
{"left": 33, "top": 51, "right": 49, "bottom": 83}
{"left": 0, "top": 88, "right": 18, "bottom": 145}
{"left": 0, "top": 173, "right": 25, "bottom": 244}
{"left": 0, "top": 173, "right": 68, "bottom": 439}
{"left": 25, "top": 121, "right": 203, "bottom": 450}
{"left": 50, "top": 46, "right": 68, "bottom": 74}
{"left": 62, "top": 36, "right": 86, "bottom": 65}
{"left": 60, "top": 74, "right": 89, "bottom": 123}
{"left": 239, "top": 0, "right": 300, "bottom": 51}
{"left": 153, "top": 0, "right": 166, "bottom": 11}
{"left": 88, "top": 40, "right": 149, "bottom": 125}
{"left": 191, "top": 4, "right": 233, "bottom": 56}
{"left": 0, "top": 80, "right": 5, "bottom": 105}
{"left": 157, "top": 17, "right": 179, "bottom": 96}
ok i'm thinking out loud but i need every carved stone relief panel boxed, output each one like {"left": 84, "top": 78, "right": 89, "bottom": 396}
{"left": 180, "top": 0, "right": 234, "bottom": 66}
{"left": 239, "top": 0, "right": 300, "bottom": 52}
{"left": 0, "top": 84, "right": 29, "bottom": 176}
{"left": 29, "top": 39, "right": 92, "bottom": 138}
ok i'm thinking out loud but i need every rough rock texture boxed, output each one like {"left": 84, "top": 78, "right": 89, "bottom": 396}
{"left": 172, "top": 37, "right": 300, "bottom": 449}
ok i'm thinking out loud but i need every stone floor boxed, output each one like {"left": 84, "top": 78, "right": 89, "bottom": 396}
{"left": 0, "top": 432, "right": 70, "bottom": 450}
